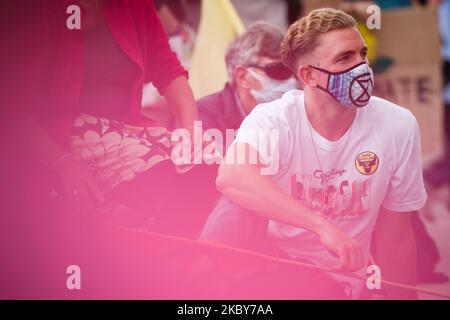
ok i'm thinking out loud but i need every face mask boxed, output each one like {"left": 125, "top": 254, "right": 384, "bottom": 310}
{"left": 310, "top": 62, "right": 374, "bottom": 108}
{"left": 248, "top": 68, "right": 298, "bottom": 104}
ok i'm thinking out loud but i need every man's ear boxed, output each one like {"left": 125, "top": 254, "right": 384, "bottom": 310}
{"left": 233, "top": 65, "right": 252, "bottom": 90}
{"left": 298, "top": 65, "right": 318, "bottom": 87}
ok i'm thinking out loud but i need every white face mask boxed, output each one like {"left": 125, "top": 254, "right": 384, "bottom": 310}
{"left": 248, "top": 68, "right": 298, "bottom": 104}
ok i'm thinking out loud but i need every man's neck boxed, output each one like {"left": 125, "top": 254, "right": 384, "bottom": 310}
{"left": 304, "top": 87, "right": 357, "bottom": 142}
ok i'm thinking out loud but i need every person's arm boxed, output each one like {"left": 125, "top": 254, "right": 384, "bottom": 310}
{"left": 162, "top": 75, "right": 198, "bottom": 130}
{"left": 11, "top": 1, "right": 103, "bottom": 213}
{"left": 217, "top": 142, "right": 365, "bottom": 271}
{"left": 372, "top": 208, "right": 418, "bottom": 299}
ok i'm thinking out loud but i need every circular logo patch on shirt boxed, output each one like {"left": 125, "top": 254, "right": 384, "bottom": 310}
{"left": 355, "top": 151, "right": 379, "bottom": 175}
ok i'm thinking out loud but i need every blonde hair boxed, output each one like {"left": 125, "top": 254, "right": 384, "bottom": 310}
{"left": 281, "top": 8, "right": 357, "bottom": 72}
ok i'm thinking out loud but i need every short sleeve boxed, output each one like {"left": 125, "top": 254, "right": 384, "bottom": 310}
{"left": 382, "top": 119, "right": 428, "bottom": 212}
{"left": 230, "top": 105, "right": 290, "bottom": 176}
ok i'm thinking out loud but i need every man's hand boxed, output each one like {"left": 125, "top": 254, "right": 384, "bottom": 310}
{"left": 317, "top": 224, "right": 365, "bottom": 272}
{"left": 54, "top": 156, "right": 104, "bottom": 214}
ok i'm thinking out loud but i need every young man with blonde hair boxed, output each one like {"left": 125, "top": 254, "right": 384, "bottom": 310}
{"left": 200, "top": 8, "right": 427, "bottom": 299}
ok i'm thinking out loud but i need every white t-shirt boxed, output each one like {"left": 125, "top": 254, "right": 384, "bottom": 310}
{"left": 233, "top": 90, "right": 427, "bottom": 296}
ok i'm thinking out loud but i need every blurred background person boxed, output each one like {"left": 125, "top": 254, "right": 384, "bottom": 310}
{"left": 142, "top": 0, "right": 198, "bottom": 127}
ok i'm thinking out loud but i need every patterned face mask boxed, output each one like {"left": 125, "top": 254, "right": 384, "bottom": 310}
{"left": 309, "top": 62, "right": 374, "bottom": 108}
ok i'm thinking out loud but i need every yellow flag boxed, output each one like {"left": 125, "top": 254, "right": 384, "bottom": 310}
{"left": 189, "top": 0, "right": 245, "bottom": 99}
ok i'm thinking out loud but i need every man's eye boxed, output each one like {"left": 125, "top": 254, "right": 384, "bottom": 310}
{"left": 339, "top": 56, "right": 350, "bottom": 62}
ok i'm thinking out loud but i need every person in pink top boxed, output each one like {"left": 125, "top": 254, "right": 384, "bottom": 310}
{"left": 6, "top": 0, "right": 216, "bottom": 236}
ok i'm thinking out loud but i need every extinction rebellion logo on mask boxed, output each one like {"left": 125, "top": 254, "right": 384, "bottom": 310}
{"left": 355, "top": 151, "right": 379, "bottom": 175}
